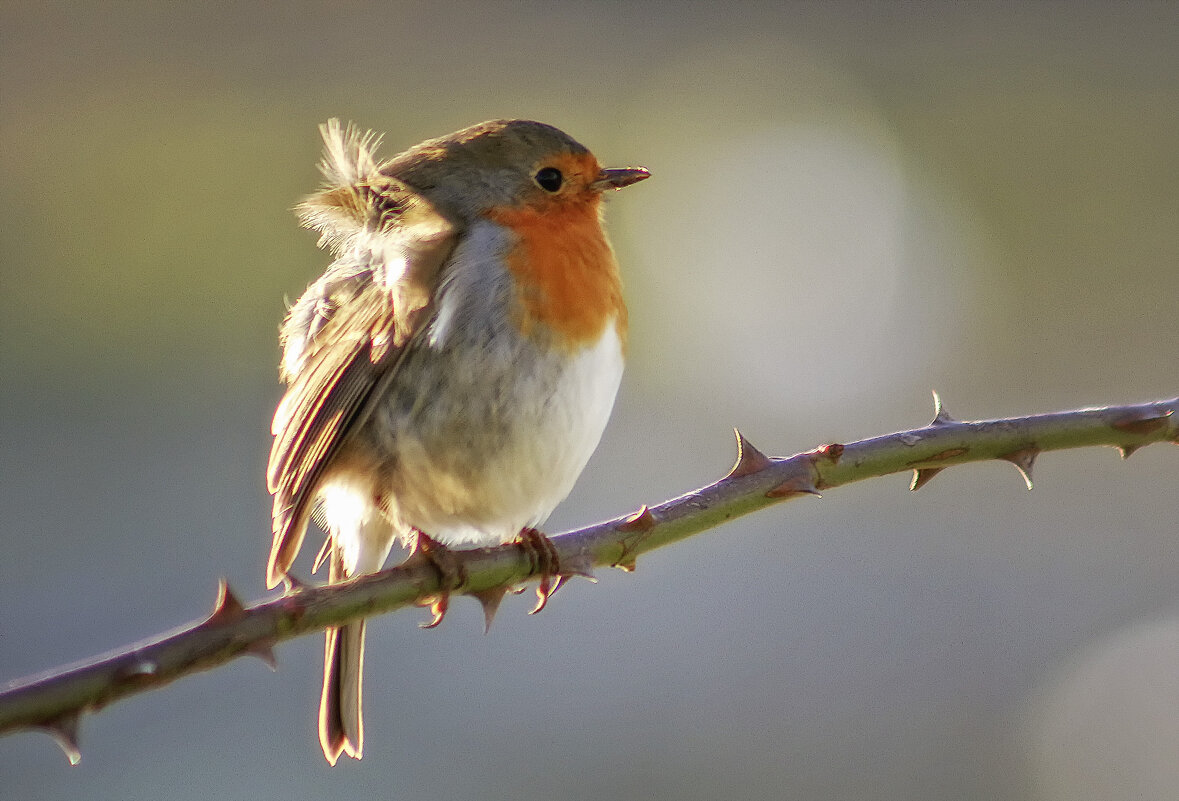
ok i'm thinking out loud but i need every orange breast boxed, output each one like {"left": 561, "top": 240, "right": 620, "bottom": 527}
{"left": 488, "top": 196, "right": 628, "bottom": 352}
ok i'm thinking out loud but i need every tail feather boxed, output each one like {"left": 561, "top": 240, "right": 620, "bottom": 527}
{"left": 313, "top": 496, "right": 398, "bottom": 764}
{"left": 319, "top": 621, "right": 366, "bottom": 765}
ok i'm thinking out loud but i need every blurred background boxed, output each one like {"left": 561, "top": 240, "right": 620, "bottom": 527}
{"left": 2, "top": 2, "right": 1176, "bottom": 799}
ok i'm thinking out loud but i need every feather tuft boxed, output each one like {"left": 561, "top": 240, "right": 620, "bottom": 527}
{"left": 296, "top": 119, "right": 388, "bottom": 253}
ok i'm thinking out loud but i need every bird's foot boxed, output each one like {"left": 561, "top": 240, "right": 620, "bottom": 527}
{"left": 406, "top": 531, "right": 466, "bottom": 629}
{"left": 516, "top": 527, "right": 563, "bottom": 614}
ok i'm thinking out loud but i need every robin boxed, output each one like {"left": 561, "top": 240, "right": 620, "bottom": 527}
{"left": 266, "top": 119, "right": 649, "bottom": 764}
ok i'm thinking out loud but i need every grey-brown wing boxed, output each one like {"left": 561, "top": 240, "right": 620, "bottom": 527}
{"left": 266, "top": 284, "right": 398, "bottom": 588}
{"left": 266, "top": 157, "right": 455, "bottom": 588}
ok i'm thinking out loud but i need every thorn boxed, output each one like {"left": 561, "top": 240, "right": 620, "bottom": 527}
{"left": 766, "top": 477, "right": 822, "bottom": 499}
{"left": 245, "top": 640, "right": 279, "bottom": 670}
{"left": 727, "top": 429, "right": 774, "bottom": 478}
{"left": 812, "top": 443, "right": 844, "bottom": 464}
{"left": 206, "top": 580, "right": 278, "bottom": 667}
{"left": 1118, "top": 444, "right": 1141, "bottom": 460}
{"left": 561, "top": 553, "right": 598, "bottom": 583}
{"left": 470, "top": 587, "right": 508, "bottom": 633}
{"left": 281, "top": 572, "right": 312, "bottom": 594}
{"left": 43, "top": 711, "right": 82, "bottom": 765}
{"left": 208, "top": 579, "right": 247, "bottom": 625}
{"left": 1000, "top": 447, "right": 1039, "bottom": 490}
{"left": 618, "top": 505, "right": 656, "bottom": 533}
{"left": 929, "top": 390, "right": 957, "bottom": 426}
{"left": 116, "top": 659, "right": 158, "bottom": 681}
{"left": 614, "top": 509, "right": 652, "bottom": 573}
{"left": 1112, "top": 410, "right": 1172, "bottom": 435}
{"left": 910, "top": 467, "right": 944, "bottom": 491}
{"left": 417, "top": 594, "right": 449, "bottom": 629}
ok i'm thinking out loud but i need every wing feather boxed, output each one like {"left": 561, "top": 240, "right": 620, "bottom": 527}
{"left": 266, "top": 120, "right": 456, "bottom": 588}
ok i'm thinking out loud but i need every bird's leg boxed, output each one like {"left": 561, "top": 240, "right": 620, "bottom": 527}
{"left": 405, "top": 531, "right": 466, "bottom": 628}
{"left": 516, "top": 527, "right": 562, "bottom": 614}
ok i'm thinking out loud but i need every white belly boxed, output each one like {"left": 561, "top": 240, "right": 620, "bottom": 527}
{"left": 393, "top": 323, "right": 625, "bottom": 547}
{"left": 319, "top": 322, "right": 625, "bottom": 570}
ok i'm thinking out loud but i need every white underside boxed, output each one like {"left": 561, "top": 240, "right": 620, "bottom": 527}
{"left": 320, "top": 324, "right": 624, "bottom": 577}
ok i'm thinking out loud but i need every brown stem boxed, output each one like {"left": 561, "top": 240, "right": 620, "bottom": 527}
{"left": 1, "top": 394, "right": 1175, "bottom": 762}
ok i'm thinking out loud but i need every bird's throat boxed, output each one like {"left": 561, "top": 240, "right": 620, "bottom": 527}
{"left": 489, "top": 199, "right": 628, "bottom": 352}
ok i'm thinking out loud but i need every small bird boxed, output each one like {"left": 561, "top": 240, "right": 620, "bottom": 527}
{"left": 266, "top": 119, "right": 648, "bottom": 764}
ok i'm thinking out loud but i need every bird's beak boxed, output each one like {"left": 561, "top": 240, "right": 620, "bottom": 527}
{"left": 592, "top": 166, "right": 651, "bottom": 191}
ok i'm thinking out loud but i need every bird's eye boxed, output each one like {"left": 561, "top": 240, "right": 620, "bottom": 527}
{"left": 534, "top": 167, "right": 563, "bottom": 192}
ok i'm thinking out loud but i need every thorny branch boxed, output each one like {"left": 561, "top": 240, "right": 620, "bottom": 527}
{"left": 1, "top": 394, "right": 1175, "bottom": 764}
